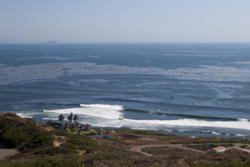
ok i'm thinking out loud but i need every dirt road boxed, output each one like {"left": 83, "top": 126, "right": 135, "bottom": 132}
{"left": 130, "top": 143, "right": 250, "bottom": 156}
{"left": 130, "top": 144, "right": 205, "bottom": 156}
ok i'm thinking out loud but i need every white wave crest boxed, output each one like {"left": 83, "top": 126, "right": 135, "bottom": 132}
{"left": 211, "top": 131, "right": 221, "bottom": 135}
{"left": 237, "top": 118, "right": 249, "bottom": 122}
{"left": 235, "top": 134, "right": 246, "bottom": 137}
{"left": 17, "top": 113, "right": 33, "bottom": 118}
{"left": 44, "top": 104, "right": 124, "bottom": 119}
{"left": 92, "top": 118, "right": 250, "bottom": 131}
{"left": 42, "top": 104, "right": 250, "bottom": 131}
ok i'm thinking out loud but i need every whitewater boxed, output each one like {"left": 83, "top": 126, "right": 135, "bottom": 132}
{"left": 41, "top": 104, "right": 250, "bottom": 131}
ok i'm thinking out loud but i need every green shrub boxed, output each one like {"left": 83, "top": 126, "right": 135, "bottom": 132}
{"left": 35, "top": 135, "right": 97, "bottom": 155}
{"left": 0, "top": 122, "right": 5, "bottom": 130}
{"left": 26, "top": 132, "right": 54, "bottom": 148}
{"left": 4, "top": 112, "right": 17, "bottom": 117}
{"left": 85, "top": 148, "right": 136, "bottom": 161}
{"left": 88, "top": 131, "right": 98, "bottom": 135}
{"left": 196, "top": 160, "right": 250, "bottom": 167}
{"left": 67, "top": 136, "right": 96, "bottom": 153}
{"left": 2, "top": 158, "right": 81, "bottom": 167}
{"left": 1, "top": 126, "right": 30, "bottom": 147}
{"left": 35, "top": 143, "right": 77, "bottom": 155}
{"left": 244, "top": 161, "right": 250, "bottom": 167}
{"left": 240, "top": 145, "right": 248, "bottom": 149}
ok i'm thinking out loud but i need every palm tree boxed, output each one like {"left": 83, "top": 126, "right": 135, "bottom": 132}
{"left": 73, "top": 114, "right": 79, "bottom": 128}
{"left": 67, "top": 112, "right": 73, "bottom": 125}
{"left": 58, "top": 114, "right": 64, "bottom": 128}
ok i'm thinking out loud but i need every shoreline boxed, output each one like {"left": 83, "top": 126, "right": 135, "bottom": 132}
{"left": 20, "top": 114, "right": 250, "bottom": 140}
{"left": 1, "top": 112, "right": 250, "bottom": 167}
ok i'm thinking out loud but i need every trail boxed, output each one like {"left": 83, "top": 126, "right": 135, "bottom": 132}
{"left": 130, "top": 143, "right": 250, "bottom": 157}
{"left": 130, "top": 144, "right": 205, "bottom": 156}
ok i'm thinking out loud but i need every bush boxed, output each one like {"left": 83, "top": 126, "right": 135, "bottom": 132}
{"left": 85, "top": 148, "right": 136, "bottom": 161}
{"left": 196, "top": 160, "right": 250, "bottom": 167}
{"left": 36, "top": 143, "right": 77, "bottom": 155}
{"left": 4, "top": 112, "right": 17, "bottom": 117}
{"left": 0, "top": 122, "right": 5, "bottom": 130}
{"left": 26, "top": 132, "right": 54, "bottom": 148}
{"left": 1, "top": 158, "right": 81, "bottom": 167}
{"left": 67, "top": 136, "right": 96, "bottom": 153}
{"left": 53, "top": 129, "right": 69, "bottom": 137}
{"left": 36, "top": 135, "right": 97, "bottom": 155}
{"left": 1, "top": 126, "right": 30, "bottom": 147}
{"left": 240, "top": 145, "right": 248, "bottom": 149}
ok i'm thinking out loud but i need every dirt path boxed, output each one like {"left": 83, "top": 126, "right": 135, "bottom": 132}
{"left": 130, "top": 143, "right": 250, "bottom": 157}
{"left": 228, "top": 143, "right": 250, "bottom": 153}
{"left": 0, "top": 148, "right": 18, "bottom": 160}
{"left": 53, "top": 136, "right": 66, "bottom": 147}
{"left": 130, "top": 144, "right": 205, "bottom": 157}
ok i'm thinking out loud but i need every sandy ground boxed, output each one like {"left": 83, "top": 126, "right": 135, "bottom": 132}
{"left": 0, "top": 148, "right": 18, "bottom": 160}
{"left": 53, "top": 136, "right": 66, "bottom": 147}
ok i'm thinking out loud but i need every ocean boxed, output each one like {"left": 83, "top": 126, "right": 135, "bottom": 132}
{"left": 1, "top": 43, "right": 250, "bottom": 139}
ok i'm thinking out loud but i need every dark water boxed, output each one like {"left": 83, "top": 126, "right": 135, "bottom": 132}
{"left": 1, "top": 43, "right": 250, "bottom": 139}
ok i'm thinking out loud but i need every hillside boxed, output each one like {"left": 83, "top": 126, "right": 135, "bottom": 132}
{"left": 0, "top": 113, "right": 250, "bottom": 167}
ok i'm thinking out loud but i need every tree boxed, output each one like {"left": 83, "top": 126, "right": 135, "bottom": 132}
{"left": 58, "top": 114, "right": 64, "bottom": 128}
{"left": 73, "top": 114, "right": 79, "bottom": 127}
{"left": 67, "top": 112, "right": 73, "bottom": 125}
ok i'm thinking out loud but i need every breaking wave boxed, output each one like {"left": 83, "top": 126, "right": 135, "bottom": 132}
{"left": 94, "top": 118, "right": 250, "bottom": 131}
{"left": 16, "top": 113, "right": 34, "bottom": 118}
{"left": 41, "top": 104, "right": 250, "bottom": 131}
{"left": 44, "top": 104, "right": 124, "bottom": 119}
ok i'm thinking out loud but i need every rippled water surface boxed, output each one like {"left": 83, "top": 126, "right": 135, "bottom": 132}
{"left": 1, "top": 43, "right": 250, "bottom": 139}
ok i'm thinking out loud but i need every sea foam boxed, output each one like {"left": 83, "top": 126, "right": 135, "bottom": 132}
{"left": 93, "top": 118, "right": 250, "bottom": 131}
{"left": 42, "top": 104, "right": 250, "bottom": 131}
{"left": 43, "top": 104, "right": 124, "bottom": 119}
{"left": 16, "top": 113, "right": 33, "bottom": 118}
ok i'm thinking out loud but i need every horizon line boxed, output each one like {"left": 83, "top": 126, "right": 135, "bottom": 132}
{"left": 0, "top": 41, "right": 250, "bottom": 45}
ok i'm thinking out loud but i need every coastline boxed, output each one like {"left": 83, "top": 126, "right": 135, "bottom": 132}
{"left": 1, "top": 112, "right": 250, "bottom": 167}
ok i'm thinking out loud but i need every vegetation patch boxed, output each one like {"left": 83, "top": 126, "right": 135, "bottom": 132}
{"left": 35, "top": 135, "right": 97, "bottom": 155}
{"left": 35, "top": 143, "right": 77, "bottom": 155}
{"left": 26, "top": 132, "right": 54, "bottom": 149}
{"left": 85, "top": 148, "right": 137, "bottom": 161}
{"left": 66, "top": 135, "right": 97, "bottom": 153}
{"left": 0, "top": 158, "right": 81, "bottom": 167}
{"left": 0, "top": 113, "right": 42, "bottom": 148}
{"left": 0, "top": 126, "right": 31, "bottom": 147}
{"left": 67, "top": 129, "right": 98, "bottom": 135}
{"left": 196, "top": 160, "right": 250, "bottom": 167}
{"left": 3, "top": 112, "right": 17, "bottom": 117}
{"left": 240, "top": 145, "right": 249, "bottom": 149}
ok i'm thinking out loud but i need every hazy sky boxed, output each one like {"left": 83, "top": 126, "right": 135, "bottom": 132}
{"left": 0, "top": 0, "right": 250, "bottom": 43}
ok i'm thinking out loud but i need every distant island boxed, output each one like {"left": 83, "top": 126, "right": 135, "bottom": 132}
{"left": 0, "top": 112, "right": 250, "bottom": 167}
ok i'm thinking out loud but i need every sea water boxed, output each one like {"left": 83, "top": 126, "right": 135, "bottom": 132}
{"left": 0, "top": 43, "right": 250, "bottom": 139}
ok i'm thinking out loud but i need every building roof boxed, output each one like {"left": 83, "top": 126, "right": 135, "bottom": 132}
{"left": 212, "top": 146, "right": 226, "bottom": 151}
